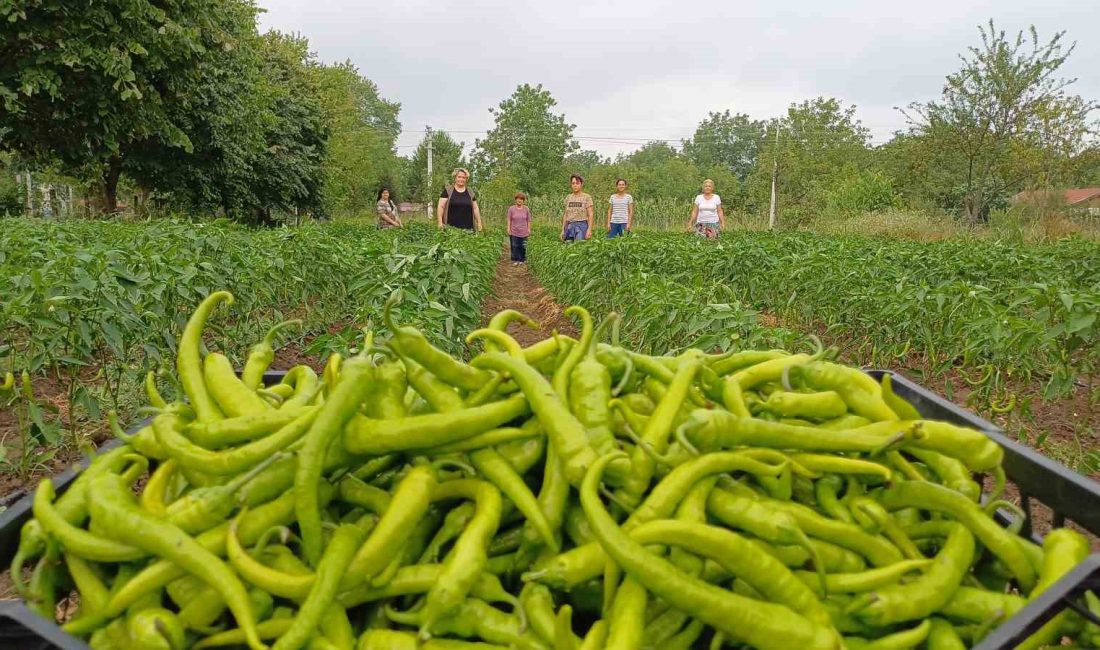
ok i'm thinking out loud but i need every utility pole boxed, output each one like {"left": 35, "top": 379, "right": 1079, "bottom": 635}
{"left": 24, "top": 172, "right": 33, "bottom": 216}
{"left": 768, "top": 126, "right": 780, "bottom": 230}
{"left": 426, "top": 126, "right": 433, "bottom": 218}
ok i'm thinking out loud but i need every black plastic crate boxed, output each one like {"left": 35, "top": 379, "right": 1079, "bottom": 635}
{"left": 0, "top": 371, "right": 287, "bottom": 565}
{"left": 867, "top": 369, "right": 1100, "bottom": 537}
{"left": 0, "top": 601, "right": 84, "bottom": 650}
{"left": 0, "top": 435, "right": 126, "bottom": 650}
{"left": 869, "top": 369, "right": 1100, "bottom": 650}
{"left": 975, "top": 554, "right": 1100, "bottom": 650}
{"left": 0, "top": 371, "right": 289, "bottom": 650}
{"left": 0, "top": 369, "right": 1097, "bottom": 649}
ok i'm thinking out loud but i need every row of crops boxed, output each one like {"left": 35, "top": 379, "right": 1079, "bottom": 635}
{"left": 0, "top": 219, "right": 499, "bottom": 479}
{"left": 529, "top": 229, "right": 1099, "bottom": 409}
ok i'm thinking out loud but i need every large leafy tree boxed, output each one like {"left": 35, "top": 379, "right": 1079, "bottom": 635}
{"left": 619, "top": 142, "right": 720, "bottom": 200}
{"left": 901, "top": 21, "right": 1097, "bottom": 222}
{"left": 312, "top": 61, "right": 402, "bottom": 214}
{"left": 404, "top": 129, "right": 466, "bottom": 203}
{"left": 563, "top": 149, "right": 608, "bottom": 176}
{"left": 747, "top": 97, "right": 871, "bottom": 218}
{"left": 123, "top": 2, "right": 269, "bottom": 216}
{"left": 243, "top": 32, "right": 328, "bottom": 222}
{"left": 682, "top": 110, "right": 766, "bottom": 180}
{"left": 579, "top": 142, "right": 739, "bottom": 203}
{"left": 0, "top": 0, "right": 261, "bottom": 212}
{"left": 471, "top": 84, "right": 577, "bottom": 196}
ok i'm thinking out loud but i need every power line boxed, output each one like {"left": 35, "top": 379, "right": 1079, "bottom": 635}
{"left": 415, "top": 124, "right": 905, "bottom": 144}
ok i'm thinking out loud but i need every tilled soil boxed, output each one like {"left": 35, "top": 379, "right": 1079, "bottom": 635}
{"left": 478, "top": 248, "right": 578, "bottom": 344}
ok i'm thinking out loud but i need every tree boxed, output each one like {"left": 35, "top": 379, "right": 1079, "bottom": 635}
{"left": 902, "top": 21, "right": 1098, "bottom": 222}
{"left": 404, "top": 130, "right": 466, "bottom": 204}
{"left": 682, "top": 111, "right": 765, "bottom": 180}
{"left": 0, "top": 153, "right": 24, "bottom": 216}
{"left": 312, "top": 61, "right": 402, "bottom": 215}
{"left": 1, "top": 0, "right": 261, "bottom": 212}
{"left": 476, "top": 169, "right": 522, "bottom": 217}
{"left": 747, "top": 98, "right": 871, "bottom": 218}
{"left": 244, "top": 32, "right": 329, "bottom": 222}
{"left": 619, "top": 142, "right": 708, "bottom": 200}
{"left": 564, "top": 149, "right": 608, "bottom": 177}
{"left": 874, "top": 133, "right": 959, "bottom": 211}
{"left": 471, "top": 84, "right": 577, "bottom": 196}
{"left": 576, "top": 142, "right": 739, "bottom": 204}
{"left": 122, "top": 3, "right": 269, "bottom": 216}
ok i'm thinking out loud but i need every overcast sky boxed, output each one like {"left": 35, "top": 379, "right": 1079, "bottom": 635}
{"left": 257, "top": 0, "right": 1099, "bottom": 158}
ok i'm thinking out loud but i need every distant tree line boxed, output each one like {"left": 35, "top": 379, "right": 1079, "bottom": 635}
{"left": 3, "top": 11, "right": 1096, "bottom": 224}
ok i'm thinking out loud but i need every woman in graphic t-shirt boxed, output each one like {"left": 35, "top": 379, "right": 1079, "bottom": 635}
{"left": 437, "top": 168, "right": 483, "bottom": 232}
{"left": 686, "top": 178, "right": 725, "bottom": 239}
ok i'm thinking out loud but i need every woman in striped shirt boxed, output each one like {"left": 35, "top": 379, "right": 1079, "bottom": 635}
{"left": 606, "top": 178, "right": 634, "bottom": 238}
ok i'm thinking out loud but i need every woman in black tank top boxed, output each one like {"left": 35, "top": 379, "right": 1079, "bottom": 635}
{"left": 437, "top": 168, "right": 483, "bottom": 232}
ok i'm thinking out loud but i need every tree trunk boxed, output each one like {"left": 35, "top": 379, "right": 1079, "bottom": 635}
{"left": 24, "top": 172, "right": 33, "bottom": 215}
{"left": 49, "top": 185, "right": 61, "bottom": 219}
{"left": 135, "top": 186, "right": 151, "bottom": 218}
{"left": 102, "top": 156, "right": 122, "bottom": 214}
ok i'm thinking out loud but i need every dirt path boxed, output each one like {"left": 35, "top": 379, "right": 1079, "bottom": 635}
{"left": 479, "top": 249, "right": 577, "bottom": 344}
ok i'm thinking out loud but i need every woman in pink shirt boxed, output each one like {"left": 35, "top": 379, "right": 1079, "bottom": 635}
{"left": 507, "top": 192, "right": 531, "bottom": 265}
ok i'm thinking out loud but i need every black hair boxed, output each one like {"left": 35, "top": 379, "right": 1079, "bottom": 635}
{"left": 615, "top": 178, "right": 627, "bottom": 186}
{"left": 376, "top": 187, "right": 393, "bottom": 202}
{"left": 570, "top": 174, "right": 584, "bottom": 184}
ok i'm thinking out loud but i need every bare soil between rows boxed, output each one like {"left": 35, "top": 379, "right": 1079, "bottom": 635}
{"left": 478, "top": 249, "right": 578, "bottom": 343}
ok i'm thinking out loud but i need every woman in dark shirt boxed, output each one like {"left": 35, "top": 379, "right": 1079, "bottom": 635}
{"left": 436, "top": 168, "right": 483, "bottom": 232}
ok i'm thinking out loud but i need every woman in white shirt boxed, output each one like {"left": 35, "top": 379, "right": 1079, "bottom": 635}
{"left": 686, "top": 178, "right": 726, "bottom": 239}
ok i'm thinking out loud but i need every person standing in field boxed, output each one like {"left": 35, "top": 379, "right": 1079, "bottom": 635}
{"left": 560, "top": 174, "right": 593, "bottom": 241}
{"left": 606, "top": 178, "right": 633, "bottom": 238}
{"left": 376, "top": 187, "right": 403, "bottom": 229}
{"left": 686, "top": 178, "right": 725, "bottom": 239}
{"left": 507, "top": 192, "right": 532, "bottom": 265}
{"left": 437, "top": 168, "right": 483, "bottom": 232}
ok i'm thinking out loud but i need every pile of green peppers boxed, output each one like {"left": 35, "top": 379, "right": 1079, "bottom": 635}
{"left": 9, "top": 291, "right": 1100, "bottom": 650}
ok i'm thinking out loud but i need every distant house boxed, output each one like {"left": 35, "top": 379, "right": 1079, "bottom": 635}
{"left": 1010, "top": 188, "right": 1100, "bottom": 215}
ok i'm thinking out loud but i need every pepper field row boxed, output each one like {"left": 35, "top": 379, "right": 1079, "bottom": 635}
{"left": 528, "top": 229, "right": 1099, "bottom": 407}
{"left": 4, "top": 292, "right": 1099, "bottom": 649}
{"left": 0, "top": 219, "right": 498, "bottom": 480}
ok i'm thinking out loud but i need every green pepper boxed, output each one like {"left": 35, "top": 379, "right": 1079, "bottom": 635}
{"left": 271, "top": 523, "right": 367, "bottom": 650}
{"left": 1014, "top": 528, "right": 1091, "bottom": 650}
{"left": 85, "top": 471, "right": 266, "bottom": 650}
{"left": 790, "top": 361, "right": 899, "bottom": 422}
{"left": 295, "top": 354, "right": 376, "bottom": 566}
{"left": 568, "top": 314, "right": 619, "bottom": 455}
{"left": 420, "top": 479, "right": 504, "bottom": 637}
{"left": 177, "top": 291, "right": 232, "bottom": 423}
{"left": 241, "top": 319, "right": 302, "bottom": 390}
{"left": 384, "top": 293, "right": 490, "bottom": 390}
{"left": 580, "top": 453, "right": 838, "bottom": 650}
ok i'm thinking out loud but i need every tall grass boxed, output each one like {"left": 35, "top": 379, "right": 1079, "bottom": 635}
{"left": 478, "top": 196, "right": 694, "bottom": 231}
{"left": 808, "top": 208, "right": 1100, "bottom": 243}
{"left": 369, "top": 193, "right": 1100, "bottom": 244}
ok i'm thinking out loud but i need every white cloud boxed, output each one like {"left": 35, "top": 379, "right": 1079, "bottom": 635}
{"left": 257, "top": 0, "right": 1100, "bottom": 157}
